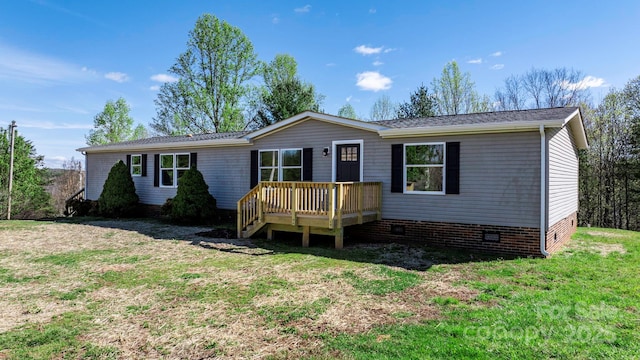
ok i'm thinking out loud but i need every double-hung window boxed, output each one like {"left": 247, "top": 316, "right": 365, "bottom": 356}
{"left": 259, "top": 149, "right": 302, "bottom": 182}
{"left": 160, "top": 153, "right": 190, "bottom": 187}
{"left": 404, "top": 143, "right": 445, "bottom": 193}
{"left": 130, "top": 154, "right": 142, "bottom": 176}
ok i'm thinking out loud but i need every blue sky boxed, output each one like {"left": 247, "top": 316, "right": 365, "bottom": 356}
{"left": 1, "top": 0, "right": 639, "bottom": 168}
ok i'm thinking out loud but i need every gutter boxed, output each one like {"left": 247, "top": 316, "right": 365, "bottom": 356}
{"left": 77, "top": 138, "right": 251, "bottom": 154}
{"left": 539, "top": 125, "right": 550, "bottom": 257}
{"left": 378, "top": 120, "right": 564, "bottom": 138}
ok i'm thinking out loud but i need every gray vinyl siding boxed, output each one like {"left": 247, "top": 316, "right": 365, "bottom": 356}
{"left": 85, "top": 153, "right": 127, "bottom": 201}
{"left": 251, "top": 120, "right": 541, "bottom": 228}
{"left": 547, "top": 126, "right": 579, "bottom": 227}
{"left": 85, "top": 119, "right": 542, "bottom": 227}
{"left": 381, "top": 132, "right": 541, "bottom": 228}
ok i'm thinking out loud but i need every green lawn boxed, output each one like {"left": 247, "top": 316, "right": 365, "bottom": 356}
{"left": 0, "top": 220, "right": 638, "bottom": 359}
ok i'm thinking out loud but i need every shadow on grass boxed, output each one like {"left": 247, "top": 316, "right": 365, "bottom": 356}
{"left": 53, "top": 217, "right": 516, "bottom": 272}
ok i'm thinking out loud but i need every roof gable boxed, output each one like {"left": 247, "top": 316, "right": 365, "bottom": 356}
{"left": 246, "top": 111, "right": 387, "bottom": 140}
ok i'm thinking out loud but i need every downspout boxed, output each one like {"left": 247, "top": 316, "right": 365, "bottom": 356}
{"left": 539, "top": 125, "right": 550, "bottom": 257}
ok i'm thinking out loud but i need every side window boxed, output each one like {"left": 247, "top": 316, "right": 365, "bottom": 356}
{"left": 159, "top": 153, "right": 191, "bottom": 187}
{"left": 259, "top": 150, "right": 279, "bottom": 181}
{"left": 404, "top": 143, "right": 445, "bottom": 193}
{"left": 160, "top": 154, "right": 175, "bottom": 187}
{"left": 130, "top": 154, "right": 142, "bottom": 176}
{"left": 281, "top": 149, "right": 302, "bottom": 181}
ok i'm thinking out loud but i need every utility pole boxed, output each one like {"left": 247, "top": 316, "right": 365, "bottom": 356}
{"left": 7, "top": 121, "right": 17, "bottom": 220}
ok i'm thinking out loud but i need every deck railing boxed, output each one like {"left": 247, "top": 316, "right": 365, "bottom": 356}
{"left": 64, "top": 188, "right": 85, "bottom": 216}
{"left": 237, "top": 181, "right": 382, "bottom": 237}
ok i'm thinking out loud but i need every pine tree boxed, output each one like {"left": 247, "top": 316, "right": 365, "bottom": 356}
{"left": 170, "top": 167, "right": 216, "bottom": 224}
{"left": 98, "top": 160, "right": 139, "bottom": 217}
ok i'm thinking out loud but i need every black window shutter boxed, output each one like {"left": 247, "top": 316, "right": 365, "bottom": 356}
{"left": 250, "top": 150, "right": 258, "bottom": 188}
{"left": 446, "top": 142, "right": 460, "bottom": 194}
{"left": 302, "top": 148, "right": 313, "bottom": 181}
{"left": 141, "top": 154, "right": 148, "bottom": 177}
{"left": 190, "top": 152, "right": 197, "bottom": 169}
{"left": 126, "top": 155, "right": 131, "bottom": 172}
{"left": 391, "top": 144, "right": 403, "bottom": 193}
{"left": 153, "top": 154, "right": 160, "bottom": 187}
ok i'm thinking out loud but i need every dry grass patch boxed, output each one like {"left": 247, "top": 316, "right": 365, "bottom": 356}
{"left": 0, "top": 219, "right": 479, "bottom": 359}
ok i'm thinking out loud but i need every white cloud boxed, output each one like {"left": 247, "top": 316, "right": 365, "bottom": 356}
{"left": 373, "top": 60, "right": 384, "bottom": 66}
{"left": 467, "top": 58, "right": 482, "bottom": 64}
{"left": 346, "top": 95, "right": 353, "bottom": 102}
{"left": 20, "top": 120, "right": 92, "bottom": 130}
{"left": 491, "top": 64, "right": 505, "bottom": 70}
{"left": 560, "top": 76, "right": 607, "bottom": 91}
{"left": 294, "top": 4, "right": 311, "bottom": 13}
{"left": 272, "top": 16, "right": 280, "bottom": 24}
{"left": 369, "top": 8, "right": 376, "bottom": 14}
{"left": 326, "top": 63, "right": 336, "bottom": 67}
{"left": 104, "top": 71, "right": 129, "bottom": 83}
{"left": 149, "top": 85, "right": 160, "bottom": 91}
{"left": 0, "top": 43, "right": 96, "bottom": 84}
{"left": 383, "top": 48, "right": 396, "bottom": 53}
{"left": 356, "top": 71, "right": 392, "bottom": 91}
{"left": 354, "top": 45, "right": 383, "bottom": 55}
{"left": 150, "top": 73, "right": 178, "bottom": 83}
{"left": 55, "top": 104, "right": 90, "bottom": 114}
{"left": 490, "top": 51, "right": 503, "bottom": 57}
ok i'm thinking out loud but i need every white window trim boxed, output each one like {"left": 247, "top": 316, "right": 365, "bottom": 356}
{"left": 159, "top": 153, "right": 190, "bottom": 188}
{"left": 258, "top": 148, "right": 303, "bottom": 182}
{"left": 331, "top": 139, "right": 364, "bottom": 182}
{"left": 130, "top": 154, "right": 142, "bottom": 177}
{"left": 403, "top": 142, "right": 446, "bottom": 195}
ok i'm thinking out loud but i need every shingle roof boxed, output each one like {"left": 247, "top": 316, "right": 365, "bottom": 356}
{"left": 79, "top": 107, "right": 584, "bottom": 153}
{"left": 81, "top": 131, "right": 249, "bottom": 150}
{"left": 373, "top": 107, "right": 580, "bottom": 128}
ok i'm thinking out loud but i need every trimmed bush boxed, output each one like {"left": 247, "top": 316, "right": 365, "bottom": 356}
{"left": 170, "top": 167, "right": 216, "bottom": 224}
{"left": 98, "top": 160, "right": 139, "bottom": 217}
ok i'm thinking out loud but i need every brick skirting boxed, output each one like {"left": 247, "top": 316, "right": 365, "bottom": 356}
{"left": 545, "top": 212, "right": 577, "bottom": 254}
{"left": 346, "top": 213, "right": 578, "bottom": 257}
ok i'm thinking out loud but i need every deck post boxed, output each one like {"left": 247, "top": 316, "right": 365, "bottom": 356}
{"left": 357, "top": 182, "right": 363, "bottom": 224}
{"left": 335, "top": 228, "right": 343, "bottom": 249}
{"left": 337, "top": 183, "right": 343, "bottom": 230}
{"left": 302, "top": 226, "right": 310, "bottom": 247}
{"left": 291, "top": 182, "right": 297, "bottom": 225}
{"left": 258, "top": 184, "right": 264, "bottom": 223}
{"left": 237, "top": 201, "right": 242, "bottom": 238}
{"left": 267, "top": 226, "right": 273, "bottom": 240}
{"left": 328, "top": 183, "right": 335, "bottom": 229}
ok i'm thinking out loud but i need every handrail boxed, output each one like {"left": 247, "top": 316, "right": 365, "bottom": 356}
{"left": 237, "top": 181, "right": 382, "bottom": 237}
{"left": 64, "top": 187, "right": 85, "bottom": 216}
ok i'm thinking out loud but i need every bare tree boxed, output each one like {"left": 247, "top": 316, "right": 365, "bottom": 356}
{"left": 494, "top": 75, "right": 527, "bottom": 110}
{"left": 49, "top": 158, "right": 84, "bottom": 215}
{"left": 369, "top": 95, "right": 397, "bottom": 120}
{"left": 496, "top": 67, "right": 589, "bottom": 110}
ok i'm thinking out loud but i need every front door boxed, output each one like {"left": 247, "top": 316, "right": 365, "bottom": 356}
{"left": 336, "top": 143, "right": 361, "bottom": 182}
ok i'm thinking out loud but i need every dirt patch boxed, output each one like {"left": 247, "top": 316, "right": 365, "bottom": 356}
{"left": 567, "top": 239, "right": 627, "bottom": 256}
{"left": 585, "top": 230, "right": 627, "bottom": 238}
{"left": 196, "top": 228, "right": 237, "bottom": 239}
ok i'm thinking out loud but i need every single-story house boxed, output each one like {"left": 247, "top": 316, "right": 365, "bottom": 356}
{"left": 78, "top": 107, "right": 587, "bottom": 257}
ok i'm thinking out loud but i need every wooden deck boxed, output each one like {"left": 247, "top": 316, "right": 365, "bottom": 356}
{"left": 237, "top": 181, "right": 382, "bottom": 249}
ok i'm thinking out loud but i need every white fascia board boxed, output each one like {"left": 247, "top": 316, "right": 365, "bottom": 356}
{"left": 77, "top": 138, "right": 250, "bottom": 154}
{"left": 246, "top": 111, "right": 386, "bottom": 140}
{"left": 378, "top": 120, "right": 564, "bottom": 138}
{"left": 562, "top": 109, "right": 588, "bottom": 149}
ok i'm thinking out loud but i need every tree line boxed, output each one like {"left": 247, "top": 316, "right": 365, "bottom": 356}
{"left": 5, "top": 13, "right": 639, "bottom": 230}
